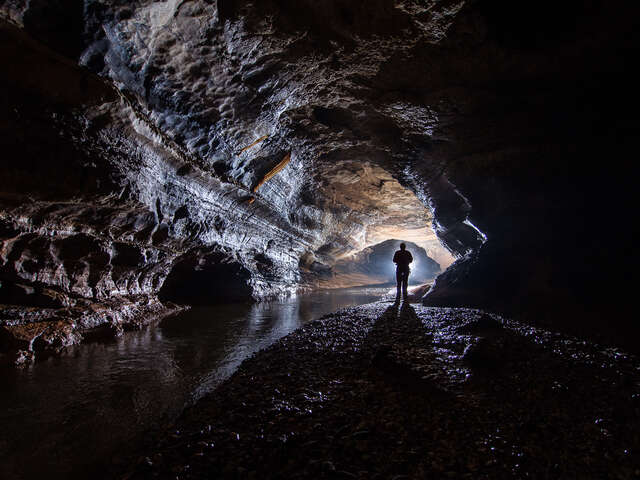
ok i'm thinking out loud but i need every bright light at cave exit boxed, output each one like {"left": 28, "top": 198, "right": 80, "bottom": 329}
{"left": 380, "top": 242, "right": 429, "bottom": 287}
{"left": 371, "top": 226, "right": 454, "bottom": 276}
{"left": 324, "top": 161, "right": 455, "bottom": 288}
{"left": 339, "top": 222, "right": 456, "bottom": 289}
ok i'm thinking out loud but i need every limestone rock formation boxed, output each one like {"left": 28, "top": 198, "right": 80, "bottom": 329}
{"left": 1, "top": 0, "right": 639, "bottom": 359}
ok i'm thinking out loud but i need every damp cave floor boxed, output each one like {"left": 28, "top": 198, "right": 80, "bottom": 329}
{"left": 121, "top": 300, "right": 640, "bottom": 480}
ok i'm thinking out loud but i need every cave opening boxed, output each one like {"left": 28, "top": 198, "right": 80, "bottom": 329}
{"left": 158, "top": 247, "right": 254, "bottom": 305}
{"left": 329, "top": 238, "right": 445, "bottom": 291}
{"left": 296, "top": 160, "right": 455, "bottom": 293}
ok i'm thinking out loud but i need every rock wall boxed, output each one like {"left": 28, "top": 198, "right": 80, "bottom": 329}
{"left": 1, "top": 0, "right": 639, "bottom": 358}
{"left": 415, "top": 1, "right": 640, "bottom": 349}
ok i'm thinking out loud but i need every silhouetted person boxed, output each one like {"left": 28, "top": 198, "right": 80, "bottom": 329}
{"left": 393, "top": 242, "right": 413, "bottom": 300}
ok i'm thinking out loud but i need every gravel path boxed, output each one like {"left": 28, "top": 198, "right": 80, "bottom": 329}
{"left": 124, "top": 301, "right": 640, "bottom": 479}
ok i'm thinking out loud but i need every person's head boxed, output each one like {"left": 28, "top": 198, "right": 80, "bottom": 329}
{"left": 400, "top": 243, "right": 406, "bottom": 250}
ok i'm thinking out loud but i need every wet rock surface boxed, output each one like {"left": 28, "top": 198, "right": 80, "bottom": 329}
{"left": 0, "top": 294, "right": 182, "bottom": 365}
{"left": 124, "top": 303, "right": 640, "bottom": 479}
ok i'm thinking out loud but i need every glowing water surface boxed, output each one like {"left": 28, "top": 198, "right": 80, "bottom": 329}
{"left": 0, "top": 287, "right": 386, "bottom": 480}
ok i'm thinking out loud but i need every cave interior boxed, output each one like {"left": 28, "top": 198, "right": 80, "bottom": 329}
{"left": 1, "top": 0, "right": 640, "bottom": 477}
{"left": 1, "top": 0, "right": 638, "bottom": 355}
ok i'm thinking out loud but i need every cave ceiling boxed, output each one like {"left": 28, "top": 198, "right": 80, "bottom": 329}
{"left": 88, "top": 0, "right": 462, "bottom": 262}
{"left": 2, "top": 0, "right": 468, "bottom": 269}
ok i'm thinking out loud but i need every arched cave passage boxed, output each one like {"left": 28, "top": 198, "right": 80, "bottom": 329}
{"left": 326, "top": 238, "right": 445, "bottom": 291}
{"left": 158, "top": 246, "right": 253, "bottom": 305}
{"left": 292, "top": 161, "right": 456, "bottom": 291}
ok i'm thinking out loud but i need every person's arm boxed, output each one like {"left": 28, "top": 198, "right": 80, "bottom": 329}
{"left": 408, "top": 252, "right": 413, "bottom": 263}
{"left": 393, "top": 251, "right": 398, "bottom": 264}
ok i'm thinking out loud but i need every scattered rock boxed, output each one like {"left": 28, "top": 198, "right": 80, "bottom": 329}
{"left": 13, "top": 348, "right": 34, "bottom": 366}
{"left": 462, "top": 336, "right": 507, "bottom": 370}
{"left": 455, "top": 313, "right": 503, "bottom": 335}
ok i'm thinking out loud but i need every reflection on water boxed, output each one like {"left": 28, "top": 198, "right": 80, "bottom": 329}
{"left": 0, "top": 288, "right": 384, "bottom": 480}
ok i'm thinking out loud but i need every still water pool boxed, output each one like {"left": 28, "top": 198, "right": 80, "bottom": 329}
{"left": 0, "top": 287, "right": 385, "bottom": 480}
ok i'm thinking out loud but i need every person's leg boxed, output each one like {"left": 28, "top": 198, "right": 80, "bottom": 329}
{"left": 396, "top": 269, "right": 402, "bottom": 298}
{"left": 402, "top": 271, "right": 409, "bottom": 298}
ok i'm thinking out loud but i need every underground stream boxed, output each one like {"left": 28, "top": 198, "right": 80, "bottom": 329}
{"left": 0, "top": 288, "right": 386, "bottom": 480}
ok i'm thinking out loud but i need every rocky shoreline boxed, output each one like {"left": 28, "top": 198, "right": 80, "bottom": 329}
{"left": 121, "top": 300, "right": 640, "bottom": 480}
{"left": 0, "top": 296, "right": 185, "bottom": 365}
